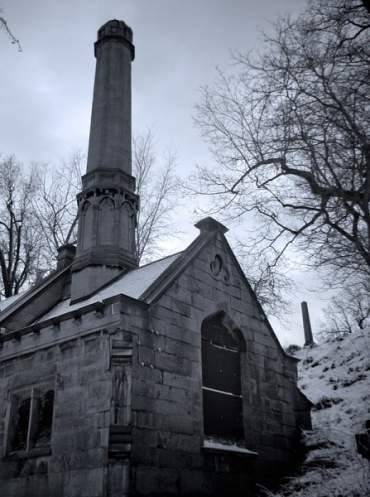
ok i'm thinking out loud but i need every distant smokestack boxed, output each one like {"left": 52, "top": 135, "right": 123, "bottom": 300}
{"left": 301, "top": 301, "right": 315, "bottom": 346}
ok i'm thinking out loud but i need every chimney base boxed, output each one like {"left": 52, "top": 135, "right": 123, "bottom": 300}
{"left": 70, "top": 265, "right": 124, "bottom": 304}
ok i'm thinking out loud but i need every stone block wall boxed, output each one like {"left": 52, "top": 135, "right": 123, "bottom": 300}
{"left": 0, "top": 232, "right": 309, "bottom": 496}
{"left": 0, "top": 300, "right": 125, "bottom": 497}
{"left": 129, "top": 233, "right": 306, "bottom": 495}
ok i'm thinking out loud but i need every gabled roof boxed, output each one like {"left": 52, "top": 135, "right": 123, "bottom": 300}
{"left": 35, "top": 251, "right": 183, "bottom": 322}
{"left": 0, "top": 218, "right": 223, "bottom": 328}
{"left": 32, "top": 218, "right": 222, "bottom": 324}
{"left": 0, "top": 217, "right": 297, "bottom": 362}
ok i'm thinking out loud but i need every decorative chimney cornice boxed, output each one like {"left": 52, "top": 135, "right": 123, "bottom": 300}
{"left": 95, "top": 19, "right": 135, "bottom": 60}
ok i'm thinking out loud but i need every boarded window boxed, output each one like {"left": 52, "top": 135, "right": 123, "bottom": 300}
{"left": 201, "top": 313, "right": 244, "bottom": 440}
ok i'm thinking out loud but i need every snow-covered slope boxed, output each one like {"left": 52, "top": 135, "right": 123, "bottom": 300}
{"left": 268, "top": 328, "right": 370, "bottom": 497}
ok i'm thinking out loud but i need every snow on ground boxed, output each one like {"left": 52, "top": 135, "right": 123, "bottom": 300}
{"left": 265, "top": 327, "right": 370, "bottom": 497}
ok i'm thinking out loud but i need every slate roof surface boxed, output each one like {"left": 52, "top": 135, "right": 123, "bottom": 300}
{"left": 35, "top": 251, "right": 183, "bottom": 323}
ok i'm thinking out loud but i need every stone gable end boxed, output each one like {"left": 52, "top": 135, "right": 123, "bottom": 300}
{"left": 129, "top": 232, "right": 307, "bottom": 494}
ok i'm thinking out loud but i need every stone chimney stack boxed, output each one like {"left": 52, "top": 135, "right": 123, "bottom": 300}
{"left": 87, "top": 20, "right": 134, "bottom": 175}
{"left": 57, "top": 244, "right": 76, "bottom": 270}
{"left": 71, "top": 20, "right": 138, "bottom": 303}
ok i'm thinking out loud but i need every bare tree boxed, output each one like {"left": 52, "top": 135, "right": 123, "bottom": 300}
{"left": 233, "top": 243, "right": 293, "bottom": 316}
{"left": 320, "top": 281, "right": 370, "bottom": 337}
{"left": 0, "top": 156, "right": 41, "bottom": 298}
{"left": 0, "top": 133, "right": 178, "bottom": 298}
{"left": 32, "top": 152, "right": 83, "bottom": 264}
{"left": 0, "top": 9, "right": 22, "bottom": 51}
{"left": 133, "top": 131, "right": 179, "bottom": 264}
{"left": 194, "top": 0, "right": 370, "bottom": 290}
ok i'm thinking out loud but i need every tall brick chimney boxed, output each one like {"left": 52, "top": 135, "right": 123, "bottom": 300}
{"left": 71, "top": 20, "right": 138, "bottom": 303}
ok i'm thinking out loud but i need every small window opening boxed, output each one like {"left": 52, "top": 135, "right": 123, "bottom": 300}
{"left": 8, "top": 388, "right": 55, "bottom": 455}
{"left": 33, "top": 390, "right": 55, "bottom": 448}
{"left": 12, "top": 397, "right": 31, "bottom": 451}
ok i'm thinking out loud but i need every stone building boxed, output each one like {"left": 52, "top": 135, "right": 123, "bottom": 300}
{"left": 0, "top": 19, "right": 311, "bottom": 497}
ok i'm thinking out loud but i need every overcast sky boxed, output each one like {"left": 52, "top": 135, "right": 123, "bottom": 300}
{"left": 1, "top": 0, "right": 333, "bottom": 346}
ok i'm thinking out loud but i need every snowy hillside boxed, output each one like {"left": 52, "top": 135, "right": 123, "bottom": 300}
{"left": 268, "top": 327, "right": 370, "bottom": 497}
